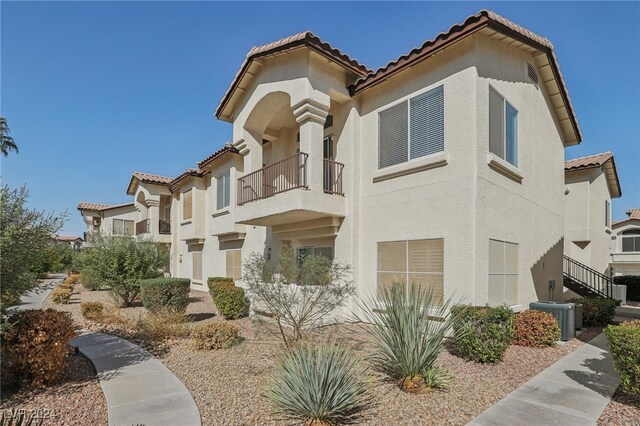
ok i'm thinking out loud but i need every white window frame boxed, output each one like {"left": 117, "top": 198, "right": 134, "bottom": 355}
{"left": 489, "top": 85, "right": 519, "bottom": 167}
{"left": 216, "top": 170, "right": 231, "bottom": 211}
{"left": 378, "top": 84, "right": 445, "bottom": 169}
{"left": 112, "top": 219, "right": 134, "bottom": 236}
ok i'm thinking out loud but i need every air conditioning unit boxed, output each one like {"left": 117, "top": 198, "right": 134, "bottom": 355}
{"left": 529, "top": 301, "right": 575, "bottom": 341}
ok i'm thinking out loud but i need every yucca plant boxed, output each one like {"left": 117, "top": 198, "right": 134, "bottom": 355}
{"left": 357, "top": 282, "right": 463, "bottom": 393}
{"left": 267, "top": 343, "right": 370, "bottom": 425}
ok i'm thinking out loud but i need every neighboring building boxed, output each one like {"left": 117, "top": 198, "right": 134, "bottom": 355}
{"left": 564, "top": 152, "right": 622, "bottom": 275}
{"left": 611, "top": 209, "right": 640, "bottom": 277}
{"left": 51, "top": 235, "right": 84, "bottom": 250}
{"left": 126, "top": 171, "right": 173, "bottom": 244}
{"left": 77, "top": 202, "right": 137, "bottom": 240}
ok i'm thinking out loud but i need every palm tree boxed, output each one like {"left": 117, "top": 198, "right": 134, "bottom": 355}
{"left": 1, "top": 117, "right": 19, "bottom": 156}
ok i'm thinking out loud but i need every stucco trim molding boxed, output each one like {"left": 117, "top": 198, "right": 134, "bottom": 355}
{"left": 487, "top": 153, "right": 524, "bottom": 183}
{"left": 372, "top": 152, "right": 448, "bottom": 183}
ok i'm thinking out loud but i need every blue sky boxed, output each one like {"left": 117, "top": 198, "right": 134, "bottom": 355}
{"left": 2, "top": 1, "right": 639, "bottom": 236}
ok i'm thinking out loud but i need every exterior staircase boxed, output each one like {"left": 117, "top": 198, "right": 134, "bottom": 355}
{"left": 563, "top": 255, "right": 617, "bottom": 299}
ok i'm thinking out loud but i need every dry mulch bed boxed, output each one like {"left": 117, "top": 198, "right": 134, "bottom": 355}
{"left": 0, "top": 353, "right": 107, "bottom": 425}
{"left": 598, "top": 390, "right": 640, "bottom": 425}
{"left": 41, "top": 284, "right": 639, "bottom": 425}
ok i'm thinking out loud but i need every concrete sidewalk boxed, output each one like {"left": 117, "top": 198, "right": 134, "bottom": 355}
{"left": 468, "top": 333, "right": 619, "bottom": 426}
{"left": 71, "top": 331, "right": 201, "bottom": 426}
{"left": 15, "top": 274, "right": 64, "bottom": 311}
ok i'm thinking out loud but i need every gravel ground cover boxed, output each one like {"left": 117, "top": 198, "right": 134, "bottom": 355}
{"left": 40, "top": 284, "right": 638, "bottom": 426}
{"left": 598, "top": 390, "right": 640, "bottom": 425}
{"left": 0, "top": 352, "right": 107, "bottom": 425}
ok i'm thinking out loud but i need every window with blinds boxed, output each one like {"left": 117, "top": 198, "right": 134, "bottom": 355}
{"left": 182, "top": 189, "right": 192, "bottom": 221}
{"left": 378, "top": 85, "right": 444, "bottom": 169}
{"left": 488, "top": 239, "right": 518, "bottom": 306}
{"left": 489, "top": 86, "right": 518, "bottom": 167}
{"left": 192, "top": 251, "right": 202, "bottom": 283}
{"left": 217, "top": 170, "right": 230, "bottom": 210}
{"left": 226, "top": 250, "right": 242, "bottom": 280}
{"left": 377, "top": 238, "right": 444, "bottom": 305}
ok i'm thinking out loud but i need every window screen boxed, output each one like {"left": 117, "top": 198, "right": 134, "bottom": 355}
{"left": 377, "top": 239, "right": 444, "bottom": 305}
{"left": 489, "top": 86, "right": 518, "bottom": 167}
{"left": 124, "top": 220, "right": 134, "bottom": 236}
{"left": 183, "top": 189, "right": 192, "bottom": 220}
{"left": 192, "top": 251, "right": 202, "bottom": 282}
{"left": 605, "top": 200, "right": 610, "bottom": 228}
{"left": 488, "top": 239, "right": 518, "bottom": 306}
{"left": 226, "top": 250, "right": 241, "bottom": 280}
{"left": 217, "top": 171, "right": 230, "bottom": 210}
{"left": 112, "top": 219, "right": 124, "bottom": 235}
{"left": 379, "top": 102, "right": 408, "bottom": 168}
{"left": 410, "top": 86, "right": 444, "bottom": 159}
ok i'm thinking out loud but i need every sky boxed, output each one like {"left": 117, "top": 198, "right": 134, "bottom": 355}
{"left": 2, "top": 1, "right": 639, "bottom": 236}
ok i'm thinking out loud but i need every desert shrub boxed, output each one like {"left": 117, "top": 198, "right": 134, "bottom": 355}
{"left": 77, "top": 235, "right": 165, "bottom": 307}
{"left": 614, "top": 275, "right": 640, "bottom": 302}
{"left": 207, "top": 277, "right": 235, "bottom": 300}
{"left": 136, "top": 310, "right": 186, "bottom": 341}
{"left": 605, "top": 320, "right": 640, "bottom": 396}
{"left": 65, "top": 274, "right": 81, "bottom": 285}
{"left": 0, "top": 185, "right": 65, "bottom": 309}
{"left": 189, "top": 321, "right": 239, "bottom": 350}
{"left": 80, "top": 301, "right": 104, "bottom": 321}
{"left": 356, "top": 282, "right": 460, "bottom": 392}
{"left": 451, "top": 305, "right": 515, "bottom": 363}
{"left": 98, "top": 308, "right": 136, "bottom": 329}
{"left": 214, "top": 285, "right": 249, "bottom": 320}
{"left": 513, "top": 310, "right": 560, "bottom": 347}
{"left": 139, "top": 278, "right": 191, "bottom": 314}
{"left": 1, "top": 309, "right": 76, "bottom": 386}
{"left": 244, "top": 250, "right": 353, "bottom": 347}
{"left": 567, "top": 297, "right": 617, "bottom": 326}
{"left": 267, "top": 343, "right": 369, "bottom": 425}
{"left": 80, "top": 269, "right": 102, "bottom": 291}
{"left": 50, "top": 286, "right": 72, "bottom": 304}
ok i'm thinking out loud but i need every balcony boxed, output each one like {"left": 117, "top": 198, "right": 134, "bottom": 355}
{"left": 159, "top": 219, "right": 171, "bottom": 235}
{"left": 136, "top": 219, "right": 149, "bottom": 235}
{"left": 235, "top": 152, "right": 345, "bottom": 227}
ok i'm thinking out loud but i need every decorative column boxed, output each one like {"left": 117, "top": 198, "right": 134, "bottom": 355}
{"left": 293, "top": 99, "right": 329, "bottom": 193}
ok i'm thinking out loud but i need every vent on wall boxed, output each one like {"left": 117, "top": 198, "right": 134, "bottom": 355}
{"left": 527, "top": 62, "right": 539, "bottom": 88}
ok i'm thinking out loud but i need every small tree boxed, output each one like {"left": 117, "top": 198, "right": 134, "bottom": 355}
{"left": 78, "top": 235, "right": 165, "bottom": 307}
{"left": 0, "top": 117, "right": 18, "bottom": 157}
{"left": 243, "top": 249, "right": 354, "bottom": 348}
{"left": 0, "top": 185, "right": 65, "bottom": 309}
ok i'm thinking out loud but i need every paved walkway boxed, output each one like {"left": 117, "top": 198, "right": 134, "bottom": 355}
{"left": 469, "top": 333, "right": 619, "bottom": 426}
{"left": 71, "top": 331, "right": 201, "bottom": 426}
{"left": 15, "top": 274, "right": 64, "bottom": 311}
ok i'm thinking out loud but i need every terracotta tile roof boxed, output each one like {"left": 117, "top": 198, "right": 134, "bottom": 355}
{"left": 348, "top": 9, "right": 581, "bottom": 144}
{"left": 215, "top": 31, "right": 370, "bottom": 120}
{"left": 132, "top": 172, "right": 173, "bottom": 185}
{"left": 565, "top": 151, "right": 621, "bottom": 198}
{"left": 627, "top": 209, "right": 640, "bottom": 219}
{"left": 77, "top": 202, "right": 134, "bottom": 212}
{"left": 52, "top": 235, "right": 83, "bottom": 242}
{"left": 564, "top": 152, "right": 613, "bottom": 171}
{"left": 196, "top": 143, "right": 240, "bottom": 169}
{"left": 170, "top": 168, "right": 205, "bottom": 192}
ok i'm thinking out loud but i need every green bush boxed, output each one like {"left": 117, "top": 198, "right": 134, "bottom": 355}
{"left": 80, "top": 269, "right": 102, "bottom": 291}
{"left": 214, "top": 285, "right": 249, "bottom": 320}
{"left": 451, "top": 305, "right": 515, "bottom": 363}
{"left": 189, "top": 321, "right": 239, "bottom": 350}
{"left": 513, "top": 310, "right": 560, "bottom": 347}
{"left": 605, "top": 320, "right": 640, "bottom": 396}
{"left": 1, "top": 309, "right": 76, "bottom": 387}
{"left": 267, "top": 343, "right": 369, "bottom": 425}
{"left": 207, "top": 277, "right": 235, "bottom": 300}
{"left": 139, "top": 278, "right": 191, "bottom": 314}
{"left": 80, "top": 302, "right": 104, "bottom": 321}
{"left": 567, "top": 297, "right": 617, "bottom": 326}
{"left": 356, "top": 282, "right": 459, "bottom": 392}
{"left": 613, "top": 275, "right": 640, "bottom": 302}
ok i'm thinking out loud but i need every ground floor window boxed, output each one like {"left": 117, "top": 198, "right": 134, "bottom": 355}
{"left": 377, "top": 239, "right": 444, "bottom": 305}
{"left": 488, "top": 239, "right": 518, "bottom": 306}
{"left": 192, "top": 251, "right": 202, "bottom": 283}
{"left": 296, "top": 246, "right": 334, "bottom": 266}
{"left": 226, "top": 249, "right": 241, "bottom": 280}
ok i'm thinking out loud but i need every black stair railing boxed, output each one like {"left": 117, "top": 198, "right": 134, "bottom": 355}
{"left": 563, "top": 255, "right": 614, "bottom": 299}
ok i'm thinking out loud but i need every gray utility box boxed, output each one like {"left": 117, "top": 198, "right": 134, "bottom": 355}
{"left": 574, "top": 303, "right": 583, "bottom": 330}
{"left": 529, "top": 301, "right": 576, "bottom": 341}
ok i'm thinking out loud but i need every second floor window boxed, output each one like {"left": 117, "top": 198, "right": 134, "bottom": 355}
{"left": 605, "top": 200, "right": 611, "bottom": 228}
{"left": 378, "top": 85, "right": 444, "bottom": 169}
{"left": 113, "top": 219, "right": 134, "bottom": 236}
{"left": 217, "top": 170, "right": 230, "bottom": 210}
{"left": 489, "top": 86, "right": 518, "bottom": 167}
{"left": 622, "top": 230, "right": 640, "bottom": 252}
{"left": 182, "top": 189, "right": 192, "bottom": 221}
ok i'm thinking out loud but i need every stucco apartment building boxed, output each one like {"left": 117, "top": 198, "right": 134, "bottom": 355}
{"left": 77, "top": 202, "right": 137, "bottom": 240}
{"left": 80, "top": 10, "right": 628, "bottom": 312}
{"left": 611, "top": 209, "right": 640, "bottom": 277}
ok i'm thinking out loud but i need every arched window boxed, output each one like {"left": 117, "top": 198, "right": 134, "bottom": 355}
{"left": 622, "top": 229, "right": 640, "bottom": 252}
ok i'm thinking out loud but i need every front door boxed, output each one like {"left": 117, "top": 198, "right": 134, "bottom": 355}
{"left": 323, "top": 136, "right": 334, "bottom": 193}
